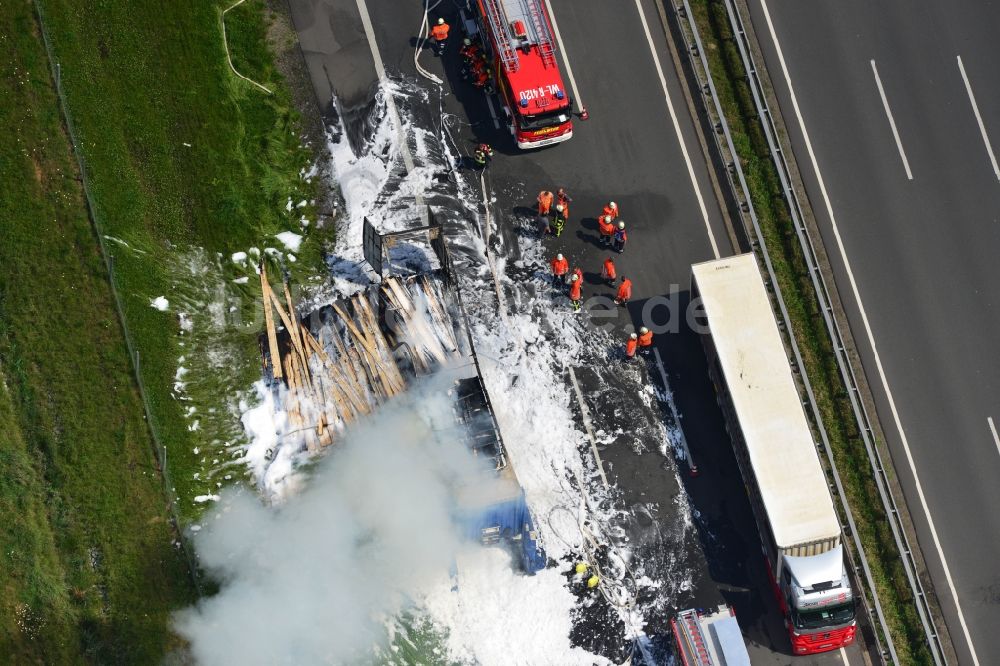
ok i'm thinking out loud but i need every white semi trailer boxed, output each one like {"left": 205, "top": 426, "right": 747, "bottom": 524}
{"left": 691, "top": 254, "right": 856, "bottom": 655}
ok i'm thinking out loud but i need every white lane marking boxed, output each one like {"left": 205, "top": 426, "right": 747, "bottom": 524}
{"left": 870, "top": 60, "right": 913, "bottom": 180}
{"left": 989, "top": 417, "right": 1000, "bottom": 460}
{"left": 354, "top": 0, "right": 417, "bottom": 177}
{"left": 484, "top": 94, "right": 501, "bottom": 129}
{"left": 568, "top": 366, "right": 610, "bottom": 488}
{"left": 543, "top": 0, "right": 586, "bottom": 115}
{"left": 653, "top": 348, "right": 697, "bottom": 472}
{"left": 840, "top": 647, "right": 849, "bottom": 665}
{"left": 957, "top": 55, "right": 1000, "bottom": 182}
{"left": 759, "top": 2, "right": 981, "bottom": 663}
{"left": 633, "top": 0, "right": 720, "bottom": 258}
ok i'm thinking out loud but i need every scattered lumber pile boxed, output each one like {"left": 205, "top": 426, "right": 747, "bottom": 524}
{"left": 259, "top": 265, "right": 459, "bottom": 452}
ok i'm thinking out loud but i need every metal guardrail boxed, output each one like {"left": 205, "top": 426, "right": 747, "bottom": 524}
{"left": 716, "top": 1, "right": 946, "bottom": 662}
{"left": 670, "top": 1, "right": 921, "bottom": 663}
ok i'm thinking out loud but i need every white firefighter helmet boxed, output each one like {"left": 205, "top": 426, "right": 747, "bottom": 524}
{"left": 437, "top": 17, "right": 445, "bottom": 25}
{"left": 629, "top": 332, "right": 637, "bottom": 339}
{"left": 603, "top": 215, "right": 612, "bottom": 224}
{"left": 556, "top": 253, "right": 564, "bottom": 260}
{"left": 571, "top": 274, "right": 579, "bottom": 282}
{"left": 609, "top": 201, "right": 618, "bottom": 209}
{"left": 639, "top": 326, "right": 649, "bottom": 334}
{"left": 556, "top": 204, "right": 564, "bottom": 212}
{"left": 618, "top": 221, "right": 625, "bottom": 229}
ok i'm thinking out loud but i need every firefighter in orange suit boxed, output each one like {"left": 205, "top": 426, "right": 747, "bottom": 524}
{"left": 429, "top": 18, "right": 450, "bottom": 54}
{"left": 637, "top": 326, "right": 653, "bottom": 353}
{"left": 569, "top": 274, "right": 582, "bottom": 311}
{"left": 556, "top": 188, "right": 572, "bottom": 218}
{"left": 625, "top": 333, "right": 638, "bottom": 359}
{"left": 550, "top": 253, "right": 569, "bottom": 286}
{"left": 615, "top": 276, "right": 632, "bottom": 305}
{"left": 602, "top": 257, "right": 616, "bottom": 285}
{"left": 538, "top": 190, "right": 554, "bottom": 216}
{"left": 598, "top": 214, "right": 615, "bottom": 246}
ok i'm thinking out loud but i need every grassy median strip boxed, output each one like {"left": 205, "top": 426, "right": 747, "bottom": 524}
{"left": 0, "top": 1, "right": 197, "bottom": 658}
{"left": 688, "top": 1, "right": 932, "bottom": 662}
{"left": 32, "top": 0, "right": 325, "bottom": 520}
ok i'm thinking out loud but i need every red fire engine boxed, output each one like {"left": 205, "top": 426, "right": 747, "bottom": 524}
{"left": 465, "top": 0, "right": 574, "bottom": 149}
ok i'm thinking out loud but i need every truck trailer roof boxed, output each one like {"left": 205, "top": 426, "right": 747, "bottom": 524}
{"left": 692, "top": 254, "right": 840, "bottom": 551}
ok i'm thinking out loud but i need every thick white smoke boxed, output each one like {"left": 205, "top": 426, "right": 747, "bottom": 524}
{"left": 173, "top": 375, "right": 493, "bottom": 664}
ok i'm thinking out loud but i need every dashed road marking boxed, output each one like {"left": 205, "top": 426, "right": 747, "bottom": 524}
{"left": 957, "top": 55, "right": 1000, "bottom": 183}
{"left": 989, "top": 417, "right": 1000, "bottom": 460}
{"left": 870, "top": 59, "right": 913, "bottom": 180}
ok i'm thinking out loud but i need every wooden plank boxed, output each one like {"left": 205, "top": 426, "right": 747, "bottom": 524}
{"left": 287, "top": 351, "right": 318, "bottom": 453}
{"left": 331, "top": 300, "right": 388, "bottom": 400}
{"left": 282, "top": 280, "right": 311, "bottom": 385}
{"left": 353, "top": 294, "right": 405, "bottom": 395}
{"left": 393, "top": 278, "right": 447, "bottom": 366}
{"left": 260, "top": 266, "right": 283, "bottom": 378}
{"left": 421, "top": 275, "right": 459, "bottom": 352}
{"left": 266, "top": 288, "right": 316, "bottom": 405}
{"left": 304, "top": 331, "right": 368, "bottom": 418}
{"left": 324, "top": 325, "right": 370, "bottom": 413}
{"left": 381, "top": 283, "right": 429, "bottom": 374}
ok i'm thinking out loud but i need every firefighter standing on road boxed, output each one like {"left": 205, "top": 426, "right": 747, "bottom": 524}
{"left": 602, "top": 201, "right": 619, "bottom": 220}
{"left": 552, "top": 203, "right": 568, "bottom": 237}
{"left": 556, "top": 188, "right": 572, "bottom": 218}
{"left": 615, "top": 276, "right": 632, "bottom": 305}
{"left": 472, "top": 143, "right": 494, "bottom": 169}
{"left": 637, "top": 326, "right": 653, "bottom": 353}
{"left": 613, "top": 221, "right": 628, "bottom": 253}
{"left": 601, "top": 257, "right": 616, "bottom": 286}
{"left": 569, "top": 274, "right": 582, "bottom": 312}
{"left": 470, "top": 142, "right": 490, "bottom": 168}
{"left": 625, "top": 332, "right": 638, "bottom": 360}
{"left": 598, "top": 214, "right": 615, "bottom": 246}
{"left": 538, "top": 190, "right": 554, "bottom": 216}
{"left": 429, "top": 18, "right": 450, "bottom": 55}
{"left": 550, "top": 253, "right": 569, "bottom": 287}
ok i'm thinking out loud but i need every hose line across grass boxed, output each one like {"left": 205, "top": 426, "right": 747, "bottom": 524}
{"left": 222, "top": 0, "right": 273, "bottom": 94}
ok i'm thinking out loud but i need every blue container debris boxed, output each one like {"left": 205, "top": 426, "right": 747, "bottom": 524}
{"left": 461, "top": 492, "right": 547, "bottom": 574}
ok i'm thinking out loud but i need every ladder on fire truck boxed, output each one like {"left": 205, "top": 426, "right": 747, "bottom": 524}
{"left": 673, "top": 609, "right": 714, "bottom": 666}
{"left": 670, "top": 606, "right": 751, "bottom": 666}
{"left": 479, "top": 0, "right": 558, "bottom": 73}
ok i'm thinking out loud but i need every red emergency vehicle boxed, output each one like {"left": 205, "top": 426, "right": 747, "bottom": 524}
{"left": 466, "top": 0, "right": 573, "bottom": 149}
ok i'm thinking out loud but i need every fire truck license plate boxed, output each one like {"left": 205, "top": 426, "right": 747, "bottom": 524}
{"left": 519, "top": 85, "right": 562, "bottom": 101}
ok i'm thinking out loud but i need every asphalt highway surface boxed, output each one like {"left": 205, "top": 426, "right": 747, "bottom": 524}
{"left": 746, "top": 0, "right": 1000, "bottom": 663}
{"left": 285, "top": 0, "right": 869, "bottom": 661}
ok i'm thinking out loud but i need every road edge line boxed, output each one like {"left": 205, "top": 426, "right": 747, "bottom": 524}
{"left": 632, "top": 0, "right": 720, "bottom": 259}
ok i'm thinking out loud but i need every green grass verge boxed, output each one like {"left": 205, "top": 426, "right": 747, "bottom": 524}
{"left": 0, "top": 1, "right": 197, "bottom": 658}
{"left": 688, "top": 1, "right": 932, "bottom": 663}
{"left": 32, "top": 0, "right": 329, "bottom": 521}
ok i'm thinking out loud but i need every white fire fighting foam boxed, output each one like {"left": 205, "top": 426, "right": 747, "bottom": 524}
{"left": 217, "top": 81, "right": 653, "bottom": 664}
